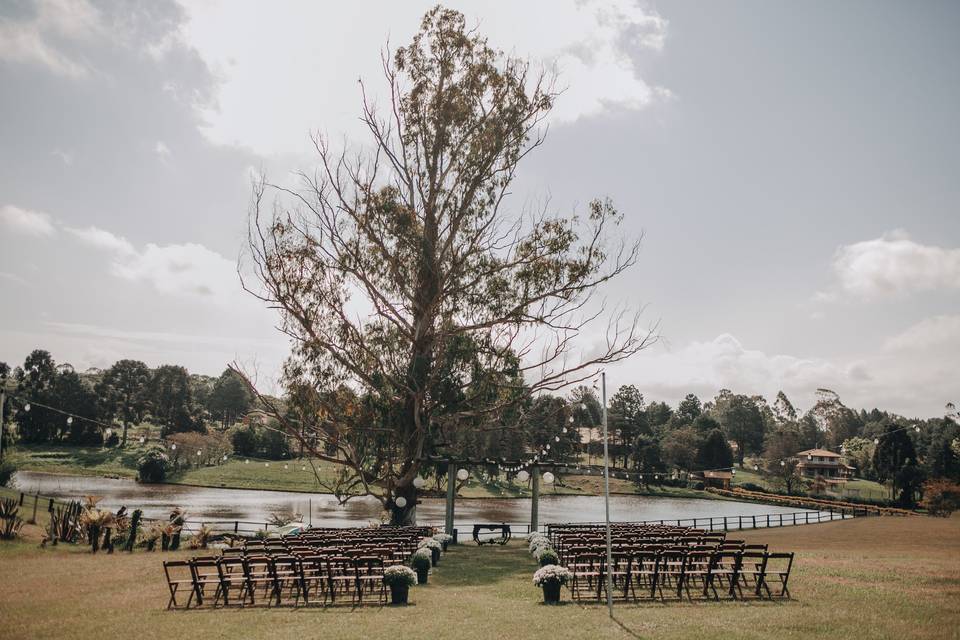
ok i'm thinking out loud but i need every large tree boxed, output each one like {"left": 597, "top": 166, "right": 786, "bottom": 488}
{"left": 149, "top": 365, "right": 203, "bottom": 436}
{"left": 719, "top": 393, "right": 766, "bottom": 465}
{"left": 239, "top": 8, "right": 653, "bottom": 523}
{"left": 96, "top": 359, "right": 151, "bottom": 446}
{"left": 206, "top": 368, "right": 253, "bottom": 428}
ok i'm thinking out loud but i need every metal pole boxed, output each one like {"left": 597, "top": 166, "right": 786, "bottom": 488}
{"left": 531, "top": 464, "right": 540, "bottom": 533}
{"left": 445, "top": 461, "right": 456, "bottom": 535}
{"left": 601, "top": 371, "right": 613, "bottom": 617}
{"left": 0, "top": 386, "right": 5, "bottom": 461}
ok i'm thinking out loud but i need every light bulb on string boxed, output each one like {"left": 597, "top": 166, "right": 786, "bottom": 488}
{"left": 395, "top": 496, "right": 407, "bottom": 508}
{"left": 456, "top": 468, "right": 469, "bottom": 481}
{"left": 23, "top": 404, "right": 31, "bottom": 412}
{"left": 555, "top": 436, "right": 560, "bottom": 442}
{"left": 66, "top": 416, "right": 73, "bottom": 425}
{"left": 517, "top": 470, "right": 529, "bottom": 482}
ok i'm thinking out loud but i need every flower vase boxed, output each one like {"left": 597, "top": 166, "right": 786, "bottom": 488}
{"left": 390, "top": 583, "right": 410, "bottom": 605}
{"left": 542, "top": 581, "right": 562, "bottom": 604}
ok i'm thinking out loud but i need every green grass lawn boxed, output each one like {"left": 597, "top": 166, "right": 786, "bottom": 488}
{"left": 0, "top": 515, "right": 957, "bottom": 639}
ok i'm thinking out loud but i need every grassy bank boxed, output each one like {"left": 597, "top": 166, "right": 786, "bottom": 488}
{"left": 9, "top": 444, "right": 716, "bottom": 500}
{"left": 0, "top": 516, "right": 957, "bottom": 639}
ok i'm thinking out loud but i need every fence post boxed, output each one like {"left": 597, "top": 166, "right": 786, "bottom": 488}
{"left": 723, "top": 516, "right": 728, "bottom": 531}
{"left": 779, "top": 513, "right": 783, "bottom": 527}
{"left": 709, "top": 517, "right": 713, "bottom": 531}
{"left": 19, "top": 492, "right": 24, "bottom": 506}
{"left": 234, "top": 521, "right": 239, "bottom": 534}
{"left": 752, "top": 515, "right": 756, "bottom": 529}
{"left": 766, "top": 514, "right": 770, "bottom": 528}
{"left": 30, "top": 493, "right": 39, "bottom": 524}
{"left": 792, "top": 513, "right": 796, "bottom": 526}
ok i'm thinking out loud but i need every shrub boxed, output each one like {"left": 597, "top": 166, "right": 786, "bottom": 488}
{"left": 740, "top": 482, "right": 766, "bottom": 492}
{"left": 0, "top": 457, "right": 17, "bottom": 487}
{"left": 137, "top": 446, "right": 169, "bottom": 483}
{"left": 921, "top": 479, "right": 960, "bottom": 517}
{"left": 0, "top": 498, "right": 24, "bottom": 540}
{"left": 383, "top": 565, "right": 418, "bottom": 587}
{"left": 433, "top": 533, "right": 453, "bottom": 544}
{"left": 532, "top": 565, "right": 571, "bottom": 586}
{"left": 229, "top": 424, "right": 259, "bottom": 457}
{"left": 411, "top": 549, "right": 432, "bottom": 571}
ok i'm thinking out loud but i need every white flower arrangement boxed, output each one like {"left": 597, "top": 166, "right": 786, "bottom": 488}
{"left": 383, "top": 565, "right": 418, "bottom": 587}
{"left": 433, "top": 533, "right": 453, "bottom": 543}
{"left": 535, "top": 546, "right": 558, "bottom": 563}
{"left": 528, "top": 534, "right": 550, "bottom": 553}
{"left": 418, "top": 538, "right": 443, "bottom": 552}
{"left": 533, "top": 565, "right": 570, "bottom": 586}
{"left": 413, "top": 547, "right": 433, "bottom": 560}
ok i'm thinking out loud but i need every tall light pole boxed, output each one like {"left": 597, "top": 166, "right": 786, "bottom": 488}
{"left": 601, "top": 371, "right": 613, "bottom": 617}
{"left": 0, "top": 372, "right": 6, "bottom": 460}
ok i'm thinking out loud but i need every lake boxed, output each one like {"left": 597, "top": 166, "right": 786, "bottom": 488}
{"left": 13, "top": 470, "right": 824, "bottom": 534}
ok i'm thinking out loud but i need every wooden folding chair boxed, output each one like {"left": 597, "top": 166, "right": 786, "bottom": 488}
{"left": 707, "top": 550, "right": 741, "bottom": 600}
{"left": 570, "top": 552, "right": 604, "bottom": 602}
{"left": 244, "top": 555, "right": 276, "bottom": 606}
{"left": 163, "top": 560, "right": 196, "bottom": 609}
{"left": 190, "top": 558, "right": 222, "bottom": 607}
{"left": 270, "top": 555, "right": 303, "bottom": 606}
{"left": 216, "top": 556, "right": 250, "bottom": 606}
{"left": 736, "top": 551, "right": 768, "bottom": 599}
{"left": 763, "top": 552, "right": 794, "bottom": 599}
{"left": 354, "top": 556, "right": 387, "bottom": 605}
{"left": 325, "top": 557, "right": 356, "bottom": 605}
{"left": 298, "top": 555, "right": 329, "bottom": 606}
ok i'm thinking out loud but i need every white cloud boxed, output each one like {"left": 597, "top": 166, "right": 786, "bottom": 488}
{"left": 0, "top": 204, "right": 57, "bottom": 236}
{"left": 64, "top": 225, "right": 135, "bottom": 255}
{"left": 112, "top": 242, "right": 238, "bottom": 298}
{"left": 0, "top": 0, "right": 103, "bottom": 78}
{"left": 64, "top": 224, "right": 240, "bottom": 301}
{"left": 177, "top": 0, "right": 669, "bottom": 155}
{"left": 51, "top": 148, "right": 74, "bottom": 165}
{"left": 818, "top": 230, "right": 960, "bottom": 300}
{"left": 0, "top": 271, "right": 29, "bottom": 286}
{"left": 155, "top": 141, "right": 171, "bottom": 159}
{"left": 611, "top": 330, "right": 956, "bottom": 418}
{"left": 884, "top": 315, "right": 960, "bottom": 351}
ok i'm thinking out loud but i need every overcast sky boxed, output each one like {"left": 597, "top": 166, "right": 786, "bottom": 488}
{"left": 1, "top": 0, "right": 958, "bottom": 417}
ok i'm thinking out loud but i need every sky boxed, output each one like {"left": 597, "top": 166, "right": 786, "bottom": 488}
{"left": 1, "top": 0, "right": 958, "bottom": 417}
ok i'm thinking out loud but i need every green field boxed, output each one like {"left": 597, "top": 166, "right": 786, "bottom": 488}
{"left": 0, "top": 515, "right": 957, "bottom": 639}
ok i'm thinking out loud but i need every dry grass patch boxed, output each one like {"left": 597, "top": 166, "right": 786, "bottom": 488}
{"left": 0, "top": 516, "right": 957, "bottom": 640}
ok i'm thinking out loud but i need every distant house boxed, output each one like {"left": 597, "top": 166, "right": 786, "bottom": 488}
{"left": 693, "top": 470, "right": 732, "bottom": 490}
{"left": 795, "top": 448, "right": 854, "bottom": 483}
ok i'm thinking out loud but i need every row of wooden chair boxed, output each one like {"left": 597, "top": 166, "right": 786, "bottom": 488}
{"left": 566, "top": 548, "right": 794, "bottom": 602}
{"left": 163, "top": 553, "right": 395, "bottom": 609}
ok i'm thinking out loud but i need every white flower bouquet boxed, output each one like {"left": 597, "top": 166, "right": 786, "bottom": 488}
{"left": 418, "top": 537, "right": 443, "bottom": 552}
{"left": 383, "top": 565, "right": 418, "bottom": 587}
{"left": 533, "top": 565, "right": 570, "bottom": 586}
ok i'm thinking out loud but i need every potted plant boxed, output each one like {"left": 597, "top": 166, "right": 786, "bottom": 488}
{"left": 383, "top": 566, "right": 417, "bottom": 605}
{"left": 418, "top": 538, "right": 443, "bottom": 566}
{"left": 433, "top": 532, "right": 453, "bottom": 551}
{"left": 411, "top": 549, "right": 432, "bottom": 584}
{"left": 535, "top": 547, "right": 559, "bottom": 567}
{"left": 533, "top": 565, "right": 570, "bottom": 604}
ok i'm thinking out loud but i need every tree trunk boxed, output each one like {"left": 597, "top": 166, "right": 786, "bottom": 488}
{"left": 390, "top": 482, "right": 418, "bottom": 526}
{"left": 121, "top": 420, "right": 129, "bottom": 447}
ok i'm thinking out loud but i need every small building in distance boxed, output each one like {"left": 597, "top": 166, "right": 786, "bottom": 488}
{"left": 692, "top": 470, "right": 732, "bottom": 490}
{"left": 795, "top": 448, "right": 854, "bottom": 483}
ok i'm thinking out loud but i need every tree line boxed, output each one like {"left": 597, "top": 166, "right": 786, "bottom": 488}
{"left": 1, "top": 349, "right": 254, "bottom": 447}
